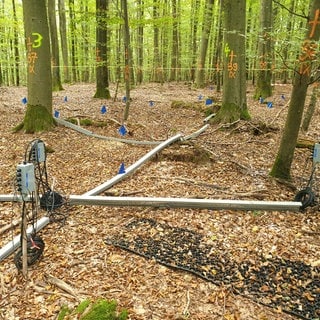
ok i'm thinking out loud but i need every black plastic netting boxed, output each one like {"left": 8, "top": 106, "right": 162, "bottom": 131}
{"left": 105, "top": 217, "right": 320, "bottom": 320}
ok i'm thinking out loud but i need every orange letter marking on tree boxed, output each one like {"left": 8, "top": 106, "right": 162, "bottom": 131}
{"left": 227, "top": 50, "right": 238, "bottom": 78}
{"left": 26, "top": 37, "right": 38, "bottom": 74}
{"left": 309, "top": 8, "right": 320, "bottom": 38}
{"left": 298, "top": 40, "right": 318, "bottom": 76}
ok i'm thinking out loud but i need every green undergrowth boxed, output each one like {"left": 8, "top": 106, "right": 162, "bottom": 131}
{"left": 57, "top": 298, "right": 128, "bottom": 320}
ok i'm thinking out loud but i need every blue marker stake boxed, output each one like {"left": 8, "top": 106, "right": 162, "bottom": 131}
{"left": 122, "top": 96, "right": 127, "bottom": 103}
{"left": 198, "top": 94, "right": 203, "bottom": 101}
{"left": 21, "top": 97, "right": 27, "bottom": 104}
{"left": 267, "top": 102, "right": 273, "bottom": 108}
{"left": 118, "top": 125, "right": 127, "bottom": 136}
{"left": 118, "top": 162, "right": 126, "bottom": 174}
{"left": 54, "top": 110, "right": 60, "bottom": 118}
{"left": 281, "top": 94, "right": 285, "bottom": 100}
{"left": 149, "top": 100, "right": 154, "bottom": 107}
{"left": 101, "top": 105, "right": 107, "bottom": 114}
{"left": 259, "top": 97, "right": 264, "bottom": 104}
{"left": 64, "top": 96, "right": 68, "bottom": 102}
{"left": 205, "top": 98, "right": 213, "bottom": 105}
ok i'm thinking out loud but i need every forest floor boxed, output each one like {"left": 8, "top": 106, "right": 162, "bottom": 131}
{"left": 0, "top": 82, "right": 319, "bottom": 320}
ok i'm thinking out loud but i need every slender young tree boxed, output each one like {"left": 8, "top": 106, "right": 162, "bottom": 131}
{"left": 58, "top": 0, "right": 70, "bottom": 83}
{"left": 254, "top": 0, "right": 273, "bottom": 99}
{"left": 190, "top": 0, "right": 201, "bottom": 82}
{"left": 122, "top": 0, "right": 131, "bottom": 121}
{"left": 12, "top": 0, "right": 20, "bottom": 85}
{"left": 94, "top": 0, "right": 111, "bottom": 98}
{"left": 19, "top": 0, "right": 54, "bottom": 133}
{"left": 69, "top": 0, "right": 78, "bottom": 82}
{"left": 48, "top": 0, "right": 63, "bottom": 91}
{"left": 136, "top": 0, "right": 144, "bottom": 84}
{"left": 301, "top": 84, "right": 319, "bottom": 132}
{"left": 195, "top": 0, "right": 214, "bottom": 88}
{"left": 270, "top": 0, "right": 320, "bottom": 180}
{"left": 151, "top": 0, "right": 163, "bottom": 82}
{"left": 169, "top": 0, "right": 180, "bottom": 81}
{"left": 214, "top": 0, "right": 250, "bottom": 123}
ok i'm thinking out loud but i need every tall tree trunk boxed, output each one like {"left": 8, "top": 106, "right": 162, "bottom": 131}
{"left": 270, "top": 0, "right": 320, "bottom": 180}
{"left": 69, "top": 0, "right": 78, "bottom": 82}
{"left": 214, "top": 0, "right": 249, "bottom": 123}
{"left": 152, "top": 0, "right": 163, "bottom": 83}
{"left": 170, "top": 0, "right": 179, "bottom": 81}
{"left": 48, "top": 0, "right": 63, "bottom": 91}
{"left": 281, "top": 0, "right": 296, "bottom": 84}
{"left": 254, "top": 0, "right": 273, "bottom": 99}
{"left": 195, "top": 0, "right": 214, "bottom": 88}
{"left": 136, "top": 0, "right": 144, "bottom": 84}
{"left": 189, "top": 0, "right": 200, "bottom": 82}
{"left": 58, "top": 0, "right": 70, "bottom": 83}
{"left": 212, "top": 2, "right": 223, "bottom": 91}
{"left": 94, "top": 0, "right": 111, "bottom": 98}
{"left": 20, "top": 0, "right": 54, "bottom": 133}
{"left": 122, "top": 0, "right": 131, "bottom": 121}
{"left": 301, "top": 84, "right": 319, "bottom": 132}
{"left": 81, "top": 0, "right": 90, "bottom": 82}
{"left": 12, "top": 0, "right": 20, "bottom": 86}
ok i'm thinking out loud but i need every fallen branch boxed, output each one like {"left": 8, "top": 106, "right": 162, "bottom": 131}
{"left": 44, "top": 274, "right": 83, "bottom": 301}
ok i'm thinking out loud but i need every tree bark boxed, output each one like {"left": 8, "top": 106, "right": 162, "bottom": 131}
{"left": 122, "top": 0, "right": 131, "bottom": 121}
{"left": 94, "top": 0, "right": 111, "bottom": 99}
{"left": 48, "top": 0, "right": 63, "bottom": 91}
{"left": 195, "top": 0, "right": 214, "bottom": 88}
{"left": 21, "top": 0, "right": 54, "bottom": 133}
{"left": 254, "top": 0, "right": 273, "bottom": 99}
{"left": 270, "top": 0, "right": 320, "bottom": 180}
{"left": 58, "top": 0, "right": 70, "bottom": 83}
{"left": 214, "top": 0, "right": 249, "bottom": 123}
{"left": 301, "top": 84, "right": 319, "bottom": 132}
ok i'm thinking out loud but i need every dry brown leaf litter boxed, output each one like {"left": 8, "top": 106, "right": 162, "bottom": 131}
{"left": 0, "top": 83, "right": 319, "bottom": 320}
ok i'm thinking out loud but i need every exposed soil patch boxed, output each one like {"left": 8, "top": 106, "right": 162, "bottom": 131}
{"left": 0, "top": 83, "right": 319, "bottom": 320}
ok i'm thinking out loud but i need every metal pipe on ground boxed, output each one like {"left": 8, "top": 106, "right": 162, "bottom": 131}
{"left": 69, "top": 195, "right": 302, "bottom": 212}
{"left": 84, "top": 133, "right": 183, "bottom": 196}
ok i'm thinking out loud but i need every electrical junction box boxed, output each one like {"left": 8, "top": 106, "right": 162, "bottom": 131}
{"left": 16, "top": 163, "right": 36, "bottom": 196}
{"left": 30, "top": 140, "right": 46, "bottom": 163}
{"left": 313, "top": 143, "right": 320, "bottom": 164}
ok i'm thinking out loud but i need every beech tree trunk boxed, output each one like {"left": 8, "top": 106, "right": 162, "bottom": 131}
{"left": 254, "top": 0, "right": 273, "bottom": 99}
{"left": 48, "top": 0, "right": 63, "bottom": 91}
{"left": 58, "top": 0, "right": 70, "bottom": 83}
{"left": 94, "top": 0, "right": 111, "bottom": 98}
{"left": 270, "top": 0, "right": 320, "bottom": 180}
{"left": 214, "top": 0, "right": 249, "bottom": 123}
{"left": 20, "top": 0, "right": 54, "bottom": 133}
{"left": 195, "top": 0, "right": 214, "bottom": 88}
{"left": 122, "top": 0, "right": 131, "bottom": 121}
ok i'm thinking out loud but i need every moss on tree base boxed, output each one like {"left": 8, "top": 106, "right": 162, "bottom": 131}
{"left": 15, "top": 104, "right": 55, "bottom": 133}
{"left": 94, "top": 88, "right": 111, "bottom": 99}
{"left": 212, "top": 102, "right": 250, "bottom": 124}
